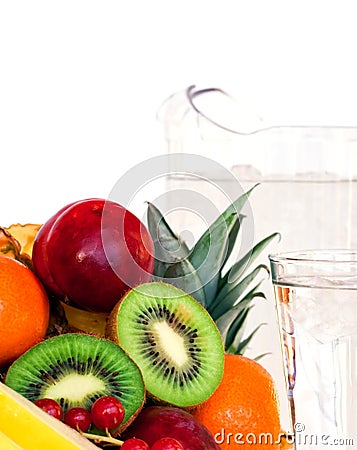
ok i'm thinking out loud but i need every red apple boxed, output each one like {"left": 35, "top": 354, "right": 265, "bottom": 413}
{"left": 32, "top": 200, "right": 79, "bottom": 297}
{"left": 32, "top": 199, "right": 154, "bottom": 312}
{"left": 122, "top": 406, "right": 220, "bottom": 450}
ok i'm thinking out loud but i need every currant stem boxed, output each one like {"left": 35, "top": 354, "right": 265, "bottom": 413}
{"left": 81, "top": 431, "right": 124, "bottom": 446}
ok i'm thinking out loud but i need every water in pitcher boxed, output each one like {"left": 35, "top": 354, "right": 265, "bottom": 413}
{"left": 159, "top": 87, "right": 357, "bottom": 251}
{"left": 235, "top": 173, "right": 357, "bottom": 251}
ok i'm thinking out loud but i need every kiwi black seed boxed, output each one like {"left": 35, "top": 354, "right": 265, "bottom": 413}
{"left": 106, "top": 282, "right": 225, "bottom": 408}
{"left": 4, "top": 333, "right": 145, "bottom": 434}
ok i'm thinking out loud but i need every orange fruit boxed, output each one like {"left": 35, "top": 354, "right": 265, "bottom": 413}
{"left": 192, "top": 354, "right": 283, "bottom": 449}
{"left": 0, "top": 255, "right": 50, "bottom": 368}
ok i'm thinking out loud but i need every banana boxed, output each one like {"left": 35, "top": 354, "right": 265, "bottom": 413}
{"left": 0, "top": 382, "right": 99, "bottom": 449}
{"left": 0, "top": 430, "right": 24, "bottom": 449}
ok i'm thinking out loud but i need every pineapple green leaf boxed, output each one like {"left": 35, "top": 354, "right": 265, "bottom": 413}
{"left": 163, "top": 258, "right": 207, "bottom": 306}
{"left": 223, "top": 214, "right": 243, "bottom": 267}
{"left": 211, "top": 264, "right": 269, "bottom": 320}
{"left": 254, "top": 352, "right": 272, "bottom": 362}
{"left": 147, "top": 202, "right": 190, "bottom": 277}
{"left": 217, "top": 288, "right": 266, "bottom": 349}
{"left": 214, "top": 296, "right": 257, "bottom": 343}
{"left": 186, "top": 184, "right": 258, "bottom": 307}
{"left": 194, "top": 183, "right": 257, "bottom": 279}
{"left": 225, "top": 306, "right": 252, "bottom": 353}
{"left": 229, "top": 322, "right": 267, "bottom": 355}
{"left": 145, "top": 185, "right": 279, "bottom": 358}
{"left": 220, "top": 183, "right": 259, "bottom": 222}
{"left": 219, "top": 232, "right": 280, "bottom": 290}
{"left": 188, "top": 212, "right": 237, "bottom": 308}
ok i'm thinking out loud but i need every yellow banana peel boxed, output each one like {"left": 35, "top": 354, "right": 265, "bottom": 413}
{"left": 0, "top": 382, "right": 99, "bottom": 450}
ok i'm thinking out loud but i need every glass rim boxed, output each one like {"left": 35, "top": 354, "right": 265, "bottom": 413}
{"left": 269, "top": 249, "right": 357, "bottom": 265}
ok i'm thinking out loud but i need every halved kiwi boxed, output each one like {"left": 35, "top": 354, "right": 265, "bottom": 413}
{"left": 4, "top": 333, "right": 145, "bottom": 434}
{"left": 106, "top": 282, "right": 224, "bottom": 408}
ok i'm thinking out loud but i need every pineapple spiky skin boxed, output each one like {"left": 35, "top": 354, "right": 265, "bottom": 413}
{"left": 0, "top": 227, "right": 33, "bottom": 269}
{"left": 147, "top": 185, "right": 279, "bottom": 356}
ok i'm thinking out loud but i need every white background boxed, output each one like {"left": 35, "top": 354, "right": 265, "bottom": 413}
{"left": 1, "top": 1, "right": 357, "bottom": 225}
{"left": 1, "top": 0, "right": 357, "bottom": 429}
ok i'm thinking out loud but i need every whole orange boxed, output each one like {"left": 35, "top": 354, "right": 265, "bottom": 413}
{"left": 192, "top": 354, "right": 283, "bottom": 449}
{"left": 0, "top": 255, "right": 50, "bottom": 368}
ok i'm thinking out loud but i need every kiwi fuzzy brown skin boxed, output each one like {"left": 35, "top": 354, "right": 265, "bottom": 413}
{"left": 4, "top": 333, "right": 146, "bottom": 436}
{"left": 106, "top": 298, "right": 124, "bottom": 342}
{"left": 106, "top": 282, "right": 225, "bottom": 409}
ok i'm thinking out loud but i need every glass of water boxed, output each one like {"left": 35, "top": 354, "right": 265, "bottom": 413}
{"left": 269, "top": 250, "right": 357, "bottom": 449}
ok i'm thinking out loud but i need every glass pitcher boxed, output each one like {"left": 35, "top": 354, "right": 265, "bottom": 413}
{"left": 157, "top": 85, "right": 357, "bottom": 433}
{"left": 158, "top": 85, "right": 357, "bottom": 251}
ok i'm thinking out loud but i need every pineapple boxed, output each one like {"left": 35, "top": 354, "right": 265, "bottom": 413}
{"left": 0, "top": 227, "right": 21, "bottom": 259}
{"left": 0, "top": 226, "right": 34, "bottom": 269}
{"left": 5, "top": 223, "right": 41, "bottom": 257}
{"left": 146, "top": 184, "right": 279, "bottom": 356}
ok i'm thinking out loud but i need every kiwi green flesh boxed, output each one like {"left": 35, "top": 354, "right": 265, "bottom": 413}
{"left": 5, "top": 333, "right": 145, "bottom": 429}
{"left": 108, "top": 282, "right": 225, "bottom": 408}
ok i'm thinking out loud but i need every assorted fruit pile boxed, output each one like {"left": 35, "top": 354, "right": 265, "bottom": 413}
{"left": 0, "top": 189, "right": 285, "bottom": 449}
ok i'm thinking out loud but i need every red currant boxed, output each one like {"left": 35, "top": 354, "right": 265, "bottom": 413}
{"left": 34, "top": 398, "right": 63, "bottom": 421}
{"left": 151, "top": 437, "right": 184, "bottom": 450}
{"left": 91, "top": 395, "right": 125, "bottom": 431}
{"left": 121, "top": 437, "right": 150, "bottom": 450}
{"left": 64, "top": 407, "right": 92, "bottom": 432}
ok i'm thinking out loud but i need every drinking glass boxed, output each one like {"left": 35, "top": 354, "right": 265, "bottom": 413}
{"left": 269, "top": 250, "right": 357, "bottom": 449}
